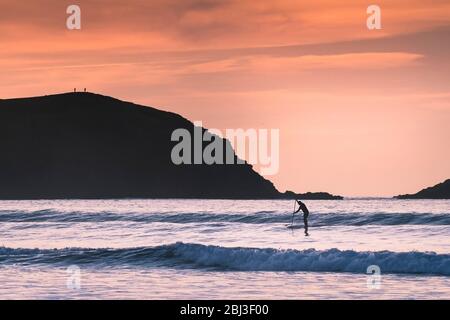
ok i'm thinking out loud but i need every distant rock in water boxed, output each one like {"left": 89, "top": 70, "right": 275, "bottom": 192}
{"left": 281, "top": 191, "right": 343, "bottom": 200}
{"left": 395, "top": 179, "right": 450, "bottom": 199}
{"left": 0, "top": 92, "right": 342, "bottom": 200}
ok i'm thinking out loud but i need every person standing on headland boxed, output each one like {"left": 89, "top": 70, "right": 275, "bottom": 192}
{"left": 294, "top": 200, "right": 310, "bottom": 236}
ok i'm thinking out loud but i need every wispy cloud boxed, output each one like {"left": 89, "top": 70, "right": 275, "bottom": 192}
{"left": 0, "top": 0, "right": 449, "bottom": 196}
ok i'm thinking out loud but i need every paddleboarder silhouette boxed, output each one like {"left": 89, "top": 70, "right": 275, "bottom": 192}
{"left": 293, "top": 200, "right": 310, "bottom": 236}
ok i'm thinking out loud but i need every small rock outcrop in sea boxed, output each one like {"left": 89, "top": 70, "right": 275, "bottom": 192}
{"left": 395, "top": 179, "right": 450, "bottom": 199}
{"left": 280, "top": 191, "right": 343, "bottom": 200}
{"left": 0, "top": 92, "right": 343, "bottom": 200}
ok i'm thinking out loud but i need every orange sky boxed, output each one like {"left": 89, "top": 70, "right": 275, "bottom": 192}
{"left": 1, "top": 0, "right": 449, "bottom": 196}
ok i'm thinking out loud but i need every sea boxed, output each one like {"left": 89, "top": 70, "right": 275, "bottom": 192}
{"left": 0, "top": 199, "right": 449, "bottom": 299}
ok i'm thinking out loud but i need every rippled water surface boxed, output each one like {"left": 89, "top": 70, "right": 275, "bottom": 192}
{"left": 0, "top": 199, "right": 449, "bottom": 299}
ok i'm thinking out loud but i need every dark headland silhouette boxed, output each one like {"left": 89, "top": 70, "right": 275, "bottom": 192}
{"left": 0, "top": 92, "right": 342, "bottom": 200}
{"left": 395, "top": 179, "right": 450, "bottom": 199}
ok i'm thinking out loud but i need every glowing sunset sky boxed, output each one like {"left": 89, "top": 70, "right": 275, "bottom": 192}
{"left": 1, "top": 0, "right": 449, "bottom": 196}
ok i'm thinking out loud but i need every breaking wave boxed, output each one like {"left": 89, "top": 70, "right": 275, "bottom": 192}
{"left": 1, "top": 210, "right": 450, "bottom": 226}
{"left": 1, "top": 243, "right": 449, "bottom": 276}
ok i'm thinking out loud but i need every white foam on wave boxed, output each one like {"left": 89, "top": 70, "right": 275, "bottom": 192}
{"left": 170, "top": 243, "right": 450, "bottom": 275}
{"left": 1, "top": 243, "right": 449, "bottom": 276}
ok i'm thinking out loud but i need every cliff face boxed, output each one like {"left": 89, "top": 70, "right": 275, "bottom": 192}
{"left": 0, "top": 92, "right": 343, "bottom": 200}
{"left": 395, "top": 179, "right": 450, "bottom": 199}
{"left": 0, "top": 92, "right": 281, "bottom": 199}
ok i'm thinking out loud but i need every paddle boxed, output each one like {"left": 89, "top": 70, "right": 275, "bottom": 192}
{"left": 292, "top": 200, "right": 296, "bottom": 226}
